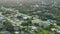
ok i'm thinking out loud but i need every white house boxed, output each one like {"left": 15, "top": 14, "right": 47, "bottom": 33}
{"left": 51, "top": 28, "right": 57, "bottom": 32}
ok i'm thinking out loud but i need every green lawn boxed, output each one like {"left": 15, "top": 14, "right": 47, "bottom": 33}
{"left": 33, "top": 26, "right": 55, "bottom": 34}
{"left": 41, "top": 30, "right": 54, "bottom": 34}
{"left": 40, "top": 28, "right": 54, "bottom": 34}
{"left": 35, "top": 29, "right": 54, "bottom": 34}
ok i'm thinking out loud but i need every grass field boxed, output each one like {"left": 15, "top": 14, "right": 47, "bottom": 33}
{"left": 33, "top": 28, "right": 55, "bottom": 34}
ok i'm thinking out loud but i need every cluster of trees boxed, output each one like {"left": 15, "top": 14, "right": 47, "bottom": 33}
{"left": 2, "top": 20, "right": 14, "bottom": 31}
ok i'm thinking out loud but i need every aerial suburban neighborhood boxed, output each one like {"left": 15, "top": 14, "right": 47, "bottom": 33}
{"left": 0, "top": 0, "right": 60, "bottom": 34}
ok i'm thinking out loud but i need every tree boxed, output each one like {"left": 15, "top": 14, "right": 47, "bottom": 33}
{"left": 3, "top": 21, "right": 14, "bottom": 31}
